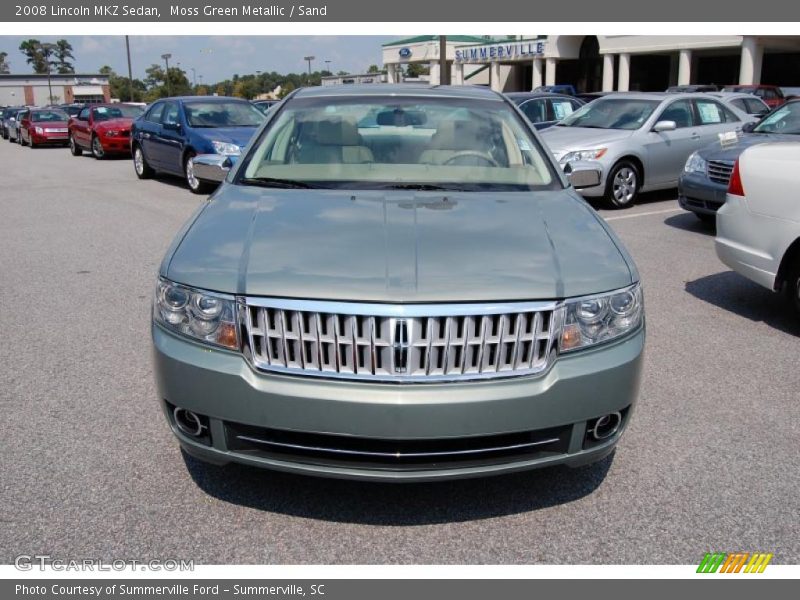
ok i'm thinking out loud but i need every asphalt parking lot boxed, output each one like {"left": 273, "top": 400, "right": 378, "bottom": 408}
{"left": 1, "top": 139, "right": 798, "bottom": 565}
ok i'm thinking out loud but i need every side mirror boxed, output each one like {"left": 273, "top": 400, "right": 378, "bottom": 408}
{"left": 191, "top": 154, "right": 235, "bottom": 183}
{"left": 653, "top": 120, "right": 677, "bottom": 132}
{"left": 741, "top": 122, "right": 756, "bottom": 133}
{"left": 162, "top": 121, "right": 181, "bottom": 132}
{"left": 564, "top": 161, "right": 602, "bottom": 190}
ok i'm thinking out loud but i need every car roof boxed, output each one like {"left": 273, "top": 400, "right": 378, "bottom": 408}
{"left": 596, "top": 92, "right": 721, "bottom": 102}
{"left": 505, "top": 92, "right": 577, "bottom": 100}
{"left": 293, "top": 84, "right": 503, "bottom": 100}
{"left": 153, "top": 95, "right": 252, "bottom": 103}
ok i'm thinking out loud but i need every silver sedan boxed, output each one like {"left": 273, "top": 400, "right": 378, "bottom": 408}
{"left": 540, "top": 92, "right": 748, "bottom": 207}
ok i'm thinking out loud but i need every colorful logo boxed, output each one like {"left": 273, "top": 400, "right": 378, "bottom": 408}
{"left": 697, "top": 552, "right": 773, "bottom": 573}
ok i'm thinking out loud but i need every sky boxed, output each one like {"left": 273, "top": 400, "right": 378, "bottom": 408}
{"left": 0, "top": 35, "right": 401, "bottom": 82}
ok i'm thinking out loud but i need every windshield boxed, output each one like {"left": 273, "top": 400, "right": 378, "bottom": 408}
{"left": 184, "top": 101, "right": 264, "bottom": 128}
{"left": 239, "top": 96, "right": 558, "bottom": 191}
{"left": 32, "top": 110, "right": 68, "bottom": 122}
{"left": 753, "top": 103, "right": 800, "bottom": 134}
{"left": 559, "top": 98, "right": 659, "bottom": 130}
{"left": 93, "top": 105, "right": 143, "bottom": 121}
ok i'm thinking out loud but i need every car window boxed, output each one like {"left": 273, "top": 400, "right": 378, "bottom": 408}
{"left": 161, "top": 102, "right": 180, "bottom": 126}
{"left": 659, "top": 99, "right": 694, "bottom": 128}
{"left": 762, "top": 89, "right": 778, "bottom": 100}
{"left": 519, "top": 99, "right": 547, "bottom": 123}
{"left": 77, "top": 107, "right": 90, "bottom": 121}
{"left": 550, "top": 98, "right": 578, "bottom": 121}
{"left": 731, "top": 98, "right": 746, "bottom": 112}
{"left": 145, "top": 103, "right": 164, "bottom": 123}
{"left": 93, "top": 104, "right": 143, "bottom": 122}
{"left": 694, "top": 99, "right": 730, "bottom": 125}
{"left": 745, "top": 98, "right": 769, "bottom": 115}
{"left": 240, "top": 96, "right": 558, "bottom": 192}
{"left": 183, "top": 101, "right": 264, "bottom": 128}
{"left": 32, "top": 110, "right": 68, "bottom": 122}
{"left": 753, "top": 102, "right": 800, "bottom": 134}
{"left": 559, "top": 98, "right": 659, "bottom": 130}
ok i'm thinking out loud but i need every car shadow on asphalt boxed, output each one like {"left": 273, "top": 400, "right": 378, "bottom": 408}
{"left": 585, "top": 188, "right": 679, "bottom": 212}
{"left": 685, "top": 271, "right": 799, "bottom": 335}
{"left": 181, "top": 450, "right": 614, "bottom": 525}
{"left": 663, "top": 212, "right": 716, "bottom": 235}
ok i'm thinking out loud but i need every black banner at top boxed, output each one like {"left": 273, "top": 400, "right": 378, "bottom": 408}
{"left": 2, "top": 0, "right": 798, "bottom": 22}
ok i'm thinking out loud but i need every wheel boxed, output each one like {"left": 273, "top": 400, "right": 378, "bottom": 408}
{"left": 18, "top": 133, "right": 26, "bottom": 146}
{"left": 785, "top": 258, "right": 800, "bottom": 320}
{"left": 184, "top": 152, "right": 213, "bottom": 194}
{"left": 604, "top": 161, "right": 640, "bottom": 208}
{"left": 69, "top": 134, "right": 83, "bottom": 156}
{"left": 91, "top": 135, "right": 105, "bottom": 159}
{"left": 29, "top": 138, "right": 36, "bottom": 149}
{"left": 133, "top": 144, "right": 154, "bottom": 179}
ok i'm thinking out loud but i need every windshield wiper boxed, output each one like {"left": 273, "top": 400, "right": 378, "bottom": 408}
{"left": 377, "top": 183, "right": 457, "bottom": 191}
{"left": 240, "top": 177, "right": 320, "bottom": 189}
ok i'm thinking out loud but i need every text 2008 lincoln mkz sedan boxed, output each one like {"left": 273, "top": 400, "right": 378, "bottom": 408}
{"left": 152, "top": 85, "right": 645, "bottom": 481}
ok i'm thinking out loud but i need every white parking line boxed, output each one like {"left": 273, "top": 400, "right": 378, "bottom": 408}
{"left": 603, "top": 207, "right": 683, "bottom": 221}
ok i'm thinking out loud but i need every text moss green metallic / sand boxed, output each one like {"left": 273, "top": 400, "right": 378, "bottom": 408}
{"left": 152, "top": 85, "right": 645, "bottom": 481}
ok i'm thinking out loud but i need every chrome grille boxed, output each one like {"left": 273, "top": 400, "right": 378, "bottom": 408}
{"left": 707, "top": 159, "right": 734, "bottom": 185}
{"left": 242, "top": 299, "right": 560, "bottom": 382}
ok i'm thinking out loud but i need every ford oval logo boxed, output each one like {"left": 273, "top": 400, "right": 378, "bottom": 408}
{"left": 399, "top": 47, "right": 412, "bottom": 58}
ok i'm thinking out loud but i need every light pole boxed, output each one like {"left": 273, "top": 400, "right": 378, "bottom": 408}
{"left": 125, "top": 36, "right": 134, "bottom": 101}
{"left": 324, "top": 60, "right": 331, "bottom": 74}
{"left": 303, "top": 55, "right": 315, "bottom": 82}
{"left": 161, "top": 53, "right": 172, "bottom": 96}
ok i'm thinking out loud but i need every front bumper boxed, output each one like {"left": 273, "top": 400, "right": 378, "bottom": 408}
{"left": 31, "top": 132, "right": 68, "bottom": 144}
{"left": 153, "top": 323, "right": 644, "bottom": 481}
{"left": 678, "top": 172, "right": 727, "bottom": 215}
{"left": 97, "top": 134, "right": 132, "bottom": 153}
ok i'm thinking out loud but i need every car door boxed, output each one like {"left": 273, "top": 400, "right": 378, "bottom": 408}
{"left": 72, "top": 107, "right": 91, "bottom": 148}
{"left": 137, "top": 102, "right": 165, "bottom": 167}
{"left": 154, "top": 101, "right": 186, "bottom": 175}
{"left": 20, "top": 112, "right": 31, "bottom": 143}
{"left": 693, "top": 98, "right": 741, "bottom": 144}
{"left": 643, "top": 98, "right": 699, "bottom": 185}
{"left": 518, "top": 98, "right": 549, "bottom": 129}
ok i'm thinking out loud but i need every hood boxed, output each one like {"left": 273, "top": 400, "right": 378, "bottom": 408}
{"left": 194, "top": 126, "right": 257, "bottom": 148}
{"left": 696, "top": 132, "right": 800, "bottom": 161}
{"left": 95, "top": 118, "right": 134, "bottom": 131}
{"left": 540, "top": 126, "right": 634, "bottom": 155}
{"left": 165, "top": 187, "right": 634, "bottom": 302}
{"left": 37, "top": 121, "right": 68, "bottom": 128}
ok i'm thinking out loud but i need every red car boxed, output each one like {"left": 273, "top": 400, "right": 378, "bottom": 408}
{"left": 19, "top": 108, "right": 70, "bottom": 148}
{"left": 69, "top": 103, "right": 144, "bottom": 159}
{"left": 722, "top": 85, "right": 788, "bottom": 108}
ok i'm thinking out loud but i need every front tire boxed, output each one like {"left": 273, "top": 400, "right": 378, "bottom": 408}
{"left": 18, "top": 133, "right": 26, "bottom": 146}
{"left": 69, "top": 134, "right": 83, "bottom": 156}
{"left": 605, "top": 161, "right": 640, "bottom": 208}
{"left": 184, "top": 152, "right": 212, "bottom": 194}
{"left": 133, "top": 144, "right": 154, "bottom": 179}
{"left": 91, "top": 135, "right": 105, "bottom": 159}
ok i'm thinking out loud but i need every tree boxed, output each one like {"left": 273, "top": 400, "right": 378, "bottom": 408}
{"left": 0, "top": 51, "right": 9, "bottom": 74}
{"left": 366, "top": 64, "right": 382, "bottom": 74}
{"left": 98, "top": 65, "right": 146, "bottom": 102}
{"left": 53, "top": 39, "right": 75, "bottom": 74}
{"left": 278, "top": 81, "right": 295, "bottom": 99}
{"left": 405, "top": 63, "right": 430, "bottom": 78}
{"left": 19, "top": 39, "right": 47, "bottom": 73}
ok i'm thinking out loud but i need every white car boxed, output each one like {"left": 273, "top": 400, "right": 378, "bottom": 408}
{"left": 715, "top": 142, "right": 800, "bottom": 318}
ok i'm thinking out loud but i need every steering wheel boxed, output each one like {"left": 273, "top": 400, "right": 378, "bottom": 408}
{"left": 443, "top": 151, "right": 499, "bottom": 167}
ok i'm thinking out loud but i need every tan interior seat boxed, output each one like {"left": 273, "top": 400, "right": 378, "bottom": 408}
{"left": 294, "top": 117, "right": 374, "bottom": 164}
{"left": 419, "top": 120, "right": 489, "bottom": 165}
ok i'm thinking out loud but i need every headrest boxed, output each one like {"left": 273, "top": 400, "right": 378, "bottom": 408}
{"left": 310, "top": 117, "right": 361, "bottom": 146}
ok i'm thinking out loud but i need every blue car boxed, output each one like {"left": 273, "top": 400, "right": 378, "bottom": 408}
{"left": 131, "top": 96, "right": 265, "bottom": 193}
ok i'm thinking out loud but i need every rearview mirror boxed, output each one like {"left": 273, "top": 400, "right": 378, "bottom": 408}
{"left": 564, "top": 161, "right": 602, "bottom": 190}
{"left": 653, "top": 120, "right": 677, "bottom": 132}
{"left": 192, "top": 154, "right": 236, "bottom": 183}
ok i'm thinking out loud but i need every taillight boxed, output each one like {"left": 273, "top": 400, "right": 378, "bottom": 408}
{"left": 728, "top": 159, "right": 745, "bottom": 196}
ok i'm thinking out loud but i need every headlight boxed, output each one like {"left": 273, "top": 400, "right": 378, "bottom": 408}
{"left": 154, "top": 278, "right": 239, "bottom": 350}
{"left": 104, "top": 130, "right": 120, "bottom": 137}
{"left": 684, "top": 151, "right": 707, "bottom": 174}
{"left": 560, "top": 283, "right": 643, "bottom": 352}
{"left": 559, "top": 148, "right": 607, "bottom": 164}
{"left": 34, "top": 127, "right": 43, "bottom": 134}
{"left": 211, "top": 141, "right": 242, "bottom": 156}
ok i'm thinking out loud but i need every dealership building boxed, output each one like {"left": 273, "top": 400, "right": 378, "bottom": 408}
{"left": 382, "top": 35, "right": 800, "bottom": 93}
{"left": 0, "top": 73, "right": 110, "bottom": 106}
